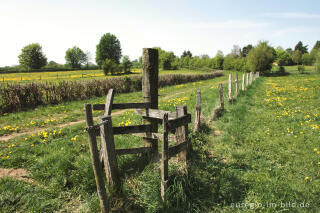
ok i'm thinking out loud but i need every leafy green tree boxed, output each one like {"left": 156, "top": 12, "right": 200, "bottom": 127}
{"left": 292, "top": 50, "right": 302, "bottom": 65}
{"left": 121, "top": 55, "right": 132, "bottom": 73}
{"left": 247, "top": 41, "right": 275, "bottom": 73}
{"left": 18, "top": 43, "right": 47, "bottom": 69}
{"left": 181, "top": 50, "right": 192, "bottom": 58}
{"left": 241, "top": 44, "right": 253, "bottom": 57}
{"left": 96, "top": 33, "right": 122, "bottom": 66}
{"left": 301, "top": 53, "right": 312, "bottom": 65}
{"left": 294, "top": 41, "right": 308, "bottom": 54}
{"left": 276, "top": 48, "right": 291, "bottom": 66}
{"left": 314, "top": 52, "right": 320, "bottom": 73}
{"left": 154, "top": 47, "right": 177, "bottom": 70}
{"left": 102, "top": 59, "right": 119, "bottom": 75}
{"left": 212, "top": 51, "right": 224, "bottom": 69}
{"left": 310, "top": 41, "right": 320, "bottom": 63}
{"left": 65, "top": 46, "right": 87, "bottom": 68}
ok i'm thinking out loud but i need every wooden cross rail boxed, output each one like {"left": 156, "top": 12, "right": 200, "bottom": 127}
{"left": 93, "top": 102, "right": 151, "bottom": 111}
{"left": 92, "top": 124, "right": 152, "bottom": 136}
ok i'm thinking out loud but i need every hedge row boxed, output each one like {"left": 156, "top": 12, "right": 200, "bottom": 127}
{"left": 0, "top": 72, "right": 223, "bottom": 113}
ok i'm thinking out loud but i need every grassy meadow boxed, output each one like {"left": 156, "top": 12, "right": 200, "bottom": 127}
{"left": 0, "top": 67, "right": 320, "bottom": 212}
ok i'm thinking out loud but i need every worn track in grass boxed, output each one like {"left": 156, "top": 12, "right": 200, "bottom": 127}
{"left": 0, "top": 80, "right": 227, "bottom": 142}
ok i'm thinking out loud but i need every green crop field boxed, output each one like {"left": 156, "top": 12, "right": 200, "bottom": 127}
{"left": 0, "top": 68, "right": 214, "bottom": 83}
{"left": 0, "top": 68, "right": 319, "bottom": 212}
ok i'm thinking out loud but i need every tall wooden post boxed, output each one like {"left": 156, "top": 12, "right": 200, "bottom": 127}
{"left": 176, "top": 106, "right": 189, "bottom": 162}
{"left": 84, "top": 104, "right": 109, "bottom": 213}
{"left": 194, "top": 90, "right": 201, "bottom": 132}
{"left": 235, "top": 73, "right": 239, "bottom": 97}
{"left": 228, "top": 74, "right": 232, "bottom": 101}
{"left": 100, "top": 115, "right": 120, "bottom": 188}
{"left": 161, "top": 113, "right": 169, "bottom": 201}
{"left": 246, "top": 73, "right": 249, "bottom": 87}
{"left": 242, "top": 74, "right": 245, "bottom": 91}
{"left": 249, "top": 72, "right": 253, "bottom": 85}
{"left": 142, "top": 48, "right": 159, "bottom": 156}
{"left": 219, "top": 83, "right": 224, "bottom": 110}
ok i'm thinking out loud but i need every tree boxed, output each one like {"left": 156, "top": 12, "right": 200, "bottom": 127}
{"left": 247, "top": 41, "right": 275, "bottom": 73}
{"left": 276, "top": 47, "right": 290, "bottom": 66}
{"left": 292, "top": 50, "right": 302, "bottom": 65}
{"left": 310, "top": 41, "right": 320, "bottom": 63}
{"left": 65, "top": 46, "right": 87, "bottom": 68}
{"left": 181, "top": 50, "right": 192, "bottom": 58}
{"left": 18, "top": 43, "right": 47, "bottom": 69}
{"left": 102, "top": 59, "right": 118, "bottom": 75}
{"left": 96, "top": 33, "right": 122, "bottom": 66}
{"left": 314, "top": 52, "right": 320, "bottom": 73}
{"left": 85, "top": 51, "right": 92, "bottom": 68}
{"left": 294, "top": 41, "right": 308, "bottom": 54}
{"left": 301, "top": 53, "right": 312, "bottom": 65}
{"left": 231, "top": 45, "right": 241, "bottom": 58}
{"left": 121, "top": 55, "right": 132, "bottom": 73}
{"left": 241, "top": 44, "right": 253, "bottom": 57}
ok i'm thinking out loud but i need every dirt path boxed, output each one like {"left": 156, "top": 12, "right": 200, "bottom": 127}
{"left": 0, "top": 167, "right": 36, "bottom": 184}
{"left": 0, "top": 79, "right": 227, "bottom": 142}
{"left": 0, "top": 109, "right": 127, "bottom": 142}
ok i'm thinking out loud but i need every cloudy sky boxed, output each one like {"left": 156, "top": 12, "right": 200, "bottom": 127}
{"left": 0, "top": 0, "right": 319, "bottom": 66}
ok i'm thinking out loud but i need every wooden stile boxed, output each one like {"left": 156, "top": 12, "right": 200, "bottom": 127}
{"left": 175, "top": 106, "right": 189, "bottom": 162}
{"left": 142, "top": 48, "right": 159, "bottom": 156}
{"left": 99, "top": 115, "right": 120, "bottom": 187}
{"left": 84, "top": 104, "right": 109, "bottom": 213}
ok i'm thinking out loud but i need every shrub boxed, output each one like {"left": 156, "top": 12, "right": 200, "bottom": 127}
{"left": 247, "top": 41, "right": 276, "bottom": 74}
{"left": 102, "top": 59, "right": 119, "bottom": 75}
{"left": 297, "top": 65, "right": 305, "bottom": 74}
{"left": 314, "top": 52, "right": 320, "bottom": 73}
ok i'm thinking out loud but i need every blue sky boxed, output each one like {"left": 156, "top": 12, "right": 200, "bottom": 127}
{"left": 1, "top": 0, "right": 319, "bottom": 66}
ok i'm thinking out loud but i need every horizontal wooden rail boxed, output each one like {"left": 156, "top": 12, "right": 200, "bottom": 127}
{"left": 135, "top": 108, "right": 177, "bottom": 119}
{"left": 132, "top": 132, "right": 177, "bottom": 142}
{"left": 113, "top": 125, "right": 152, "bottom": 135}
{"left": 94, "top": 124, "right": 152, "bottom": 136}
{"left": 168, "top": 141, "right": 188, "bottom": 159}
{"left": 115, "top": 147, "right": 152, "bottom": 155}
{"left": 93, "top": 102, "right": 151, "bottom": 111}
{"left": 168, "top": 114, "right": 191, "bottom": 131}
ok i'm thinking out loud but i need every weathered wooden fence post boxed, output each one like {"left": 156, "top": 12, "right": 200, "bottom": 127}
{"left": 176, "top": 106, "right": 189, "bottom": 162}
{"left": 142, "top": 48, "right": 159, "bottom": 156}
{"left": 100, "top": 115, "right": 120, "bottom": 187}
{"left": 194, "top": 90, "right": 201, "bottom": 132}
{"left": 161, "top": 113, "right": 169, "bottom": 201}
{"left": 84, "top": 104, "right": 109, "bottom": 213}
{"left": 219, "top": 83, "right": 224, "bottom": 110}
{"left": 242, "top": 74, "right": 245, "bottom": 91}
{"left": 235, "top": 73, "right": 239, "bottom": 97}
{"left": 249, "top": 72, "right": 253, "bottom": 85}
{"left": 246, "top": 73, "right": 249, "bottom": 87}
{"left": 228, "top": 74, "right": 232, "bottom": 101}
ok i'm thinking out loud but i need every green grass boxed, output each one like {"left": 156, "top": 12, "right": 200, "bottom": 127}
{"left": 1, "top": 69, "right": 319, "bottom": 212}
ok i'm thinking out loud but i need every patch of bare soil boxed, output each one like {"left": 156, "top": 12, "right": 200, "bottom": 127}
{"left": 0, "top": 167, "right": 36, "bottom": 184}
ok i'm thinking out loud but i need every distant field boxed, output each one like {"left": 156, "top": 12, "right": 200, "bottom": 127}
{"left": 0, "top": 68, "right": 214, "bottom": 83}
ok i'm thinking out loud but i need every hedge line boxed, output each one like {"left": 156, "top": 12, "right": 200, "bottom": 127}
{"left": 0, "top": 72, "right": 223, "bottom": 113}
